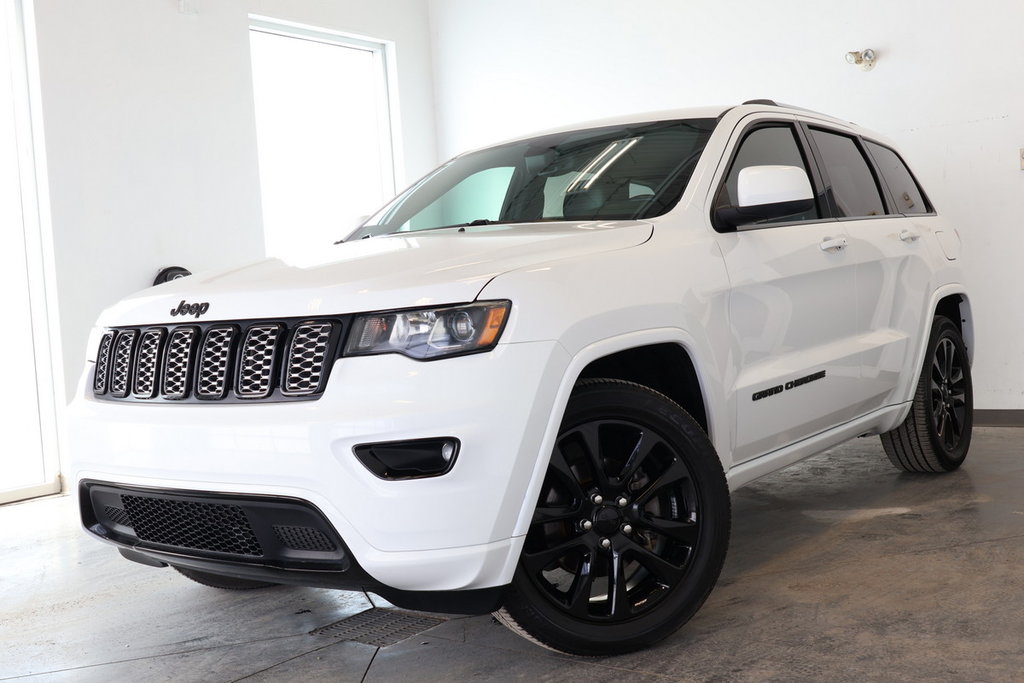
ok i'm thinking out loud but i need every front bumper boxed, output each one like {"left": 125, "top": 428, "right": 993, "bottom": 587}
{"left": 80, "top": 480, "right": 505, "bottom": 613}
{"left": 70, "top": 340, "right": 569, "bottom": 594}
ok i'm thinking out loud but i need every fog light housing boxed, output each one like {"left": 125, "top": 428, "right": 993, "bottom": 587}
{"left": 353, "top": 438, "right": 460, "bottom": 480}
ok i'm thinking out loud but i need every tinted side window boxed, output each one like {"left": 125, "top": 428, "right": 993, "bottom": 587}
{"left": 714, "top": 124, "right": 820, "bottom": 226}
{"left": 809, "top": 128, "right": 885, "bottom": 218}
{"left": 865, "top": 141, "right": 930, "bottom": 214}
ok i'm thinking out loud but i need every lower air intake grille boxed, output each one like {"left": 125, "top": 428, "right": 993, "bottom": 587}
{"left": 273, "top": 525, "right": 337, "bottom": 552}
{"left": 93, "top": 316, "right": 342, "bottom": 403}
{"left": 120, "top": 495, "right": 264, "bottom": 556}
{"left": 104, "top": 505, "right": 132, "bottom": 527}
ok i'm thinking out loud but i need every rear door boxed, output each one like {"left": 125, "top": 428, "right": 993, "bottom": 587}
{"left": 806, "top": 127, "right": 940, "bottom": 407}
{"left": 710, "top": 116, "right": 864, "bottom": 463}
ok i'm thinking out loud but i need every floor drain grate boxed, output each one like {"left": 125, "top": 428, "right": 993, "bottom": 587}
{"left": 310, "top": 608, "right": 445, "bottom": 647}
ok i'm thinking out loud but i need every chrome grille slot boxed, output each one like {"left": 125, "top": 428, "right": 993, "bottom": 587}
{"left": 163, "top": 327, "right": 198, "bottom": 399}
{"left": 236, "top": 324, "right": 282, "bottom": 399}
{"left": 94, "top": 316, "right": 342, "bottom": 403}
{"left": 93, "top": 331, "right": 115, "bottom": 393}
{"left": 132, "top": 329, "right": 165, "bottom": 399}
{"left": 196, "top": 326, "right": 237, "bottom": 399}
{"left": 283, "top": 322, "right": 334, "bottom": 396}
{"left": 109, "top": 330, "right": 137, "bottom": 398}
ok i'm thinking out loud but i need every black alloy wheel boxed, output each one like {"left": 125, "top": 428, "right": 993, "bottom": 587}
{"left": 881, "top": 315, "right": 973, "bottom": 472}
{"left": 931, "top": 334, "right": 969, "bottom": 452}
{"left": 496, "top": 379, "right": 730, "bottom": 655}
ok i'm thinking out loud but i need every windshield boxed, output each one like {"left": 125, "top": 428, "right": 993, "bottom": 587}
{"left": 347, "top": 118, "right": 717, "bottom": 240}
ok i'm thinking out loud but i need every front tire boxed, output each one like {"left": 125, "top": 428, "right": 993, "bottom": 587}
{"left": 496, "top": 379, "right": 730, "bottom": 655}
{"left": 881, "top": 315, "right": 973, "bottom": 472}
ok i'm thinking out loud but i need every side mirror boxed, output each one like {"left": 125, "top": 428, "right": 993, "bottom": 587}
{"left": 715, "top": 165, "right": 815, "bottom": 230}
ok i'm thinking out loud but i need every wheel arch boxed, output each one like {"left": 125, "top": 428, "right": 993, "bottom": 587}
{"left": 509, "top": 328, "right": 728, "bottom": 539}
{"left": 576, "top": 343, "right": 710, "bottom": 434}
{"left": 892, "top": 286, "right": 973, "bottom": 420}
{"left": 934, "top": 291, "right": 973, "bottom": 365}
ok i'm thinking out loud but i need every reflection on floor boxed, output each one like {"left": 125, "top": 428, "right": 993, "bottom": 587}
{"left": 2, "top": 428, "right": 1023, "bottom": 682}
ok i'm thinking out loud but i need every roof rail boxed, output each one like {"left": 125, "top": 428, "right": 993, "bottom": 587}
{"left": 739, "top": 99, "right": 848, "bottom": 122}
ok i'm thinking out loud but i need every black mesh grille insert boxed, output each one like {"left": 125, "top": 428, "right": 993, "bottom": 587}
{"left": 273, "top": 525, "right": 337, "bottom": 552}
{"left": 109, "top": 330, "right": 137, "bottom": 398}
{"left": 104, "top": 505, "right": 133, "bottom": 527}
{"left": 120, "top": 495, "right": 264, "bottom": 556}
{"left": 93, "top": 332, "right": 115, "bottom": 393}
{"left": 196, "top": 326, "right": 237, "bottom": 399}
{"left": 237, "top": 324, "right": 282, "bottom": 398}
{"left": 284, "top": 323, "right": 334, "bottom": 395}
{"left": 162, "top": 327, "right": 197, "bottom": 399}
{"left": 132, "top": 329, "right": 165, "bottom": 398}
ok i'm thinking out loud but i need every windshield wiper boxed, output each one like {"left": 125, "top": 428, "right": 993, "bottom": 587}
{"left": 342, "top": 219, "right": 501, "bottom": 242}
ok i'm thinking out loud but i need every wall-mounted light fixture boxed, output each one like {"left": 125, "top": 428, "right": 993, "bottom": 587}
{"left": 845, "top": 49, "right": 877, "bottom": 71}
{"left": 843, "top": 48, "right": 876, "bottom": 70}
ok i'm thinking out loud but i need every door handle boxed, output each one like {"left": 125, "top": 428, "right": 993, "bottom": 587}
{"left": 819, "top": 236, "right": 847, "bottom": 253}
{"left": 899, "top": 229, "right": 920, "bottom": 242}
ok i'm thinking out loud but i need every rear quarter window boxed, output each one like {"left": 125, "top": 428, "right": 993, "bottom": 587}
{"left": 864, "top": 141, "right": 931, "bottom": 214}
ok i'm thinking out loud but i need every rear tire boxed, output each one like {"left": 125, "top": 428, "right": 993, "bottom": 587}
{"left": 496, "top": 379, "right": 730, "bottom": 655}
{"left": 173, "top": 566, "right": 278, "bottom": 590}
{"left": 881, "top": 315, "right": 972, "bottom": 472}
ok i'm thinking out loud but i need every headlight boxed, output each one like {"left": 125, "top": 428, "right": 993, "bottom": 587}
{"left": 344, "top": 301, "right": 511, "bottom": 360}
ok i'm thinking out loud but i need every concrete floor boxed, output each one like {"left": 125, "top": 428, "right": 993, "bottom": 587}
{"left": 2, "top": 427, "right": 1023, "bottom": 682}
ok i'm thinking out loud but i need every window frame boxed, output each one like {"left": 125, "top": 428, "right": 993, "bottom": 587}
{"left": 710, "top": 118, "right": 831, "bottom": 233}
{"left": 248, "top": 16, "right": 400, "bottom": 200}
{"left": 801, "top": 124, "right": 893, "bottom": 222}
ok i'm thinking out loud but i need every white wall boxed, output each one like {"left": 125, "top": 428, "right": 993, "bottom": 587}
{"left": 31, "top": 0, "right": 438, "bottom": 401}
{"left": 428, "top": 0, "right": 1024, "bottom": 409}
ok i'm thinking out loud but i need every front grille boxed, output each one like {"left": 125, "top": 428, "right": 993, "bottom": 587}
{"left": 94, "top": 317, "right": 342, "bottom": 403}
{"left": 121, "top": 495, "right": 264, "bottom": 556}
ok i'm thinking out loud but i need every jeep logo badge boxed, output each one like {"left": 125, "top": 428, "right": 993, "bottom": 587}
{"left": 170, "top": 300, "right": 210, "bottom": 318}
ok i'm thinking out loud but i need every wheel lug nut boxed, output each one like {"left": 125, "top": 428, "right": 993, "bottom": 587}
{"left": 600, "top": 538, "right": 611, "bottom": 549}
{"left": 621, "top": 524, "right": 633, "bottom": 535}
{"left": 591, "top": 494, "right": 604, "bottom": 505}
{"left": 580, "top": 519, "right": 593, "bottom": 531}
{"left": 617, "top": 496, "right": 629, "bottom": 507}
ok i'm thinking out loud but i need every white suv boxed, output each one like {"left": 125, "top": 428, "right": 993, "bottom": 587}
{"left": 71, "top": 100, "right": 973, "bottom": 655}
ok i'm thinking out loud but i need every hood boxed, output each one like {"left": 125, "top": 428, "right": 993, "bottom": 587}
{"left": 97, "top": 221, "right": 653, "bottom": 326}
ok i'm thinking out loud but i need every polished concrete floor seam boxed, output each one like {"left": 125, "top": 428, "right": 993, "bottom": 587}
{"left": 227, "top": 638, "right": 359, "bottom": 683}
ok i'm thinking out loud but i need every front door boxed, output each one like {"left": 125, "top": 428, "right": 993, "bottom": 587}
{"left": 711, "top": 118, "right": 864, "bottom": 463}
